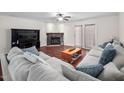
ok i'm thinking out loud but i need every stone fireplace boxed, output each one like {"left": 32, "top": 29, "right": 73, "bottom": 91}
{"left": 47, "top": 33, "right": 64, "bottom": 45}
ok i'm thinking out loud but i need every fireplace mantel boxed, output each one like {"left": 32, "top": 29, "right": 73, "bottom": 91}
{"left": 46, "top": 33, "right": 64, "bottom": 45}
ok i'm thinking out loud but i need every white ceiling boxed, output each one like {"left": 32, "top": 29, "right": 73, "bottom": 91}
{"left": 0, "top": 12, "right": 118, "bottom": 22}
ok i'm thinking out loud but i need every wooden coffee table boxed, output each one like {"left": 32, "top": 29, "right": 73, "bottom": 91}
{"left": 61, "top": 48, "right": 82, "bottom": 63}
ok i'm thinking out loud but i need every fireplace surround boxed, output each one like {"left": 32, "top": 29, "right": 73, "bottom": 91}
{"left": 47, "top": 33, "right": 64, "bottom": 45}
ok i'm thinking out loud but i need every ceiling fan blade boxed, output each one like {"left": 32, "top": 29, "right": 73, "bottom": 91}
{"left": 64, "top": 18, "right": 69, "bottom": 21}
{"left": 64, "top": 16, "right": 71, "bottom": 18}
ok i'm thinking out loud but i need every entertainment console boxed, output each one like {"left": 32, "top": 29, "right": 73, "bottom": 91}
{"left": 11, "top": 29, "right": 40, "bottom": 48}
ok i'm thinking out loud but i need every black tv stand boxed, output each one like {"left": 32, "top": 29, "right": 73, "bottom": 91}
{"left": 11, "top": 29, "right": 40, "bottom": 48}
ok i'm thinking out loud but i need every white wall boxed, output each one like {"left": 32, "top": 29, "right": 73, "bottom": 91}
{"left": 45, "top": 23, "right": 65, "bottom": 33}
{"left": 0, "top": 15, "right": 46, "bottom": 53}
{"left": 64, "top": 15, "right": 119, "bottom": 46}
{"left": 0, "top": 14, "right": 119, "bottom": 53}
{"left": 119, "top": 13, "right": 124, "bottom": 44}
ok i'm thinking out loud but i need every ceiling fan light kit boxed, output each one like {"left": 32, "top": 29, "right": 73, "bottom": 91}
{"left": 57, "top": 16, "right": 63, "bottom": 21}
{"left": 56, "top": 13, "right": 71, "bottom": 22}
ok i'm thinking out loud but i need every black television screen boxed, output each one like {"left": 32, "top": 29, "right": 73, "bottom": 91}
{"left": 11, "top": 29, "right": 40, "bottom": 48}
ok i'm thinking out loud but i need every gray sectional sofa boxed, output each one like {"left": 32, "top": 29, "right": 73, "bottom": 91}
{"left": 1, "top": 43, "right": 124, "bottom": 81}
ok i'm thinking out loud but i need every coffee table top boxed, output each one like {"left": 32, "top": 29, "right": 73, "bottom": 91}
{"left": 61, "top": 48, "right": 81, "bottom": 55}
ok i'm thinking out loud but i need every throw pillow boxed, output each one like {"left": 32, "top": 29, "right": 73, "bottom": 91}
{"left": 76, "top": 64, "right": 104, "bottom": 77}
{"left": 7, "top": 47, "right": 23, "bottom": 61}
{"left": 23, "top": 52, "right": 38, "bottom": 63}
{"left": 22, "top": 46, "right": 39, "bottom": 56}
{"left": 114, "top": 45, "right": 124, "bottom": 55}
{"left": 61, "top": 65, "right": 99, "bottom": 81}
{"left": 98, "top": 62, "right": 124, "bottom": 81}
{"left": 120, "top": 67, "right": 124, "bottom": 73}
{"left": 112, "top": 53, "right": 124, "bottom": 69}
{"left": 99, "top": 44, "right": 116, "bottom": 65}
{"left": 24, "top": 51, "right": 48, "bottom": 64}
{"left": 99, "top": 41, "right": 113, "bottom": 49}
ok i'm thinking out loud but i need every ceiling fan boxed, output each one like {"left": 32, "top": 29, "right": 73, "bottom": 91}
{"left": 56, "top": 13, "right": 71, "bottom": 21}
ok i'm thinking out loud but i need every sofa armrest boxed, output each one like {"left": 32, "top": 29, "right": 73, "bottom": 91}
{"left": 39, "top": 51, "right": 51, "bottom": 61}
{"left": 0, "top": 54, "right": 12, "bottom": 81}
{"left": 61, "top": 65, "right": 100, "bottom": 81}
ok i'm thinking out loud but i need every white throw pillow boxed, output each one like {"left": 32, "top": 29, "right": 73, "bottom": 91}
{"left": 114, "top": 45, "right": 124, "bottom": 55}
{"left": 27, "top": 63, "right": 69, "bottom": 81}
{"left": 98, "top": 62, "right": 124, "bottom": 81}
{"left": 7, "top": 47, "right": 23, "bottom": 61}
{"left": 61, "top": 65, "right": 99, "bottom": 81}
{"left": 24, "top": 51, "right": 48, "bottom": 64}
{"left": 112, "top": 45, "right": 124, "bottom": 69}
{"left": 120, "top": 67, "right": 124, "bottom": 73}
{"left": 24, "top": 52, "right": 38, "bottom": 63}
{"left": 112, "top": 53, "right": 124, "bottom": 69}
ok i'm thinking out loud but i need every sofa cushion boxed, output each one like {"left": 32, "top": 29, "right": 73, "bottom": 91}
{"left": 61, "top": 65, "right": 99, "bottom": 81}
{"left": 77, "top": 55, "right": 100, "bottom": 67}
{"left": 22, "top": 46, "right": 39, "bottom": 56}
{"left": 46, "top": 57, "right": 74, "bottom": 73}
{"left": 77, "top": 47, "right": 103, "bottom": 68}
{"left": 99, "top": 44, "right": 116, "bottom": 65}
{"left": 98, "top": 62, "right": 124, "bottom": 81}
{"left": 27, "top": 63, "right": 69, "bottom": 81}
{"left": 7, "top": 47, "right": 23, "bottom": 61}
{"left": 88, "top": 47, "right": 103, "bottom": 57}
{"left": 76, "top": 64, "right": 104, "bottom": 77}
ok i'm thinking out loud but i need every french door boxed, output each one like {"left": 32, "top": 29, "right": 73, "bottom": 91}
{"left": 74, "top": 24, "right": 96, "bottom": 49}
{"left": 74, "top": 25, "right": 83, "bottom": 48}
{"left": 84, "top": 24, "right": 96, "bottom": 49}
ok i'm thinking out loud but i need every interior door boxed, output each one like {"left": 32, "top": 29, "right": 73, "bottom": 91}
{"left": 84, "top": 24, "right": 96, "bottom": 49}
{"left": 74, "top": 25, "right": 83, "bottom": 48}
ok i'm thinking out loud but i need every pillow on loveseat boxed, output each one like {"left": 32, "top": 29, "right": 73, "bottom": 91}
{"left": 112, "top": 45, "right": 124, "bottom": 69}
{"left": 99, "top": 40, "right": 113, "bottom": 49}
{"left": 98, "top": 62, "right": 124, "bottom": 81}
{"left": 99, "top": 44, "right": 116, "bottom": 65}
{"left": 22, "top": 46, "right": 39, "bottom": 56}
{"left": 76, "top": 64, "right": 104, "bottom": 77}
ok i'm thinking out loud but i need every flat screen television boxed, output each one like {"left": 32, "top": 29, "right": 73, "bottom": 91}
{"left": 11, "top": 29, "right": 40, "bottom": 48}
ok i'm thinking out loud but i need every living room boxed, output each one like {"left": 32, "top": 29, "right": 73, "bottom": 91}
{"left": 1, "top": 0, "right": 124, "bottom": 92}
{"left": 0, "top": 12, "right": 124, "bottom": 81}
